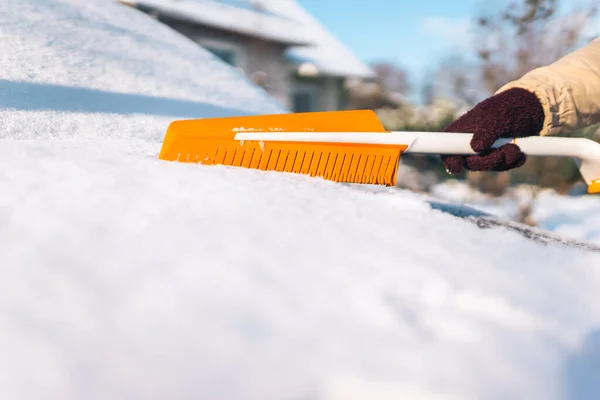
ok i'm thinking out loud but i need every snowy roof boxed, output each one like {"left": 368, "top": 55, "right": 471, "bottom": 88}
{"left": 119, "top": 0, "right": 313, "bottom": 46}
{"left": 257, "top": 0, "right": 375, "bottom": 79}
{"left": 120, "top": 0, "right": 375, "bottom": 79}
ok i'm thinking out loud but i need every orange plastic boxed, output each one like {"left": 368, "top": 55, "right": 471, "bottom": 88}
{"left": 158, "top": 110, "right": 407, "bottom": 186}
{"left": 588, "top": 180, "right": 600, "bottom": 194}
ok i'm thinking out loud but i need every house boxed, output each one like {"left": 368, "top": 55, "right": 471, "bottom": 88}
{"left": 117, "top": 0, "right": 375, "bottom": 112}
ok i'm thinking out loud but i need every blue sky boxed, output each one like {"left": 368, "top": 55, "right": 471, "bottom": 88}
{"left": 298, "top": 0, "right": 483, "bottom": 87}
{"left": 297, "top": 0, "right": 598, "bottom": 101}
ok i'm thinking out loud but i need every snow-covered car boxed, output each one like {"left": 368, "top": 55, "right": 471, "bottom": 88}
{"left": 1, "top": 1, "right": 600, "bottom": 399}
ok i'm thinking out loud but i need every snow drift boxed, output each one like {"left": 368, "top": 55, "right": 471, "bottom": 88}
{"left": 1, "top": 1, "right": 600, "bottom": 399}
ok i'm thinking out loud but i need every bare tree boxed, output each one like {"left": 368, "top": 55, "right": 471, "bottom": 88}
{"left": 370, "top": 62, "right": 410, "bottom": 95}
{"left": 432, "top": 55, "right": 486, "bottom": 107}
{"left": 432, "top": 0, "right": 597, "bottom": 103}
{"left": 474, "top": 0, "right": 597, "bottom": 95}
{"left": 346, "top": 61, "right": 410, "bottom": 110}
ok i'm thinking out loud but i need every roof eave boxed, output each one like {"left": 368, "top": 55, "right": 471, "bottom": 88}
{"left": 291, "top": 60, "right": 376, "bottom": 80}
{"left": 118, "top": 0, "right": 313, "bottom": 47}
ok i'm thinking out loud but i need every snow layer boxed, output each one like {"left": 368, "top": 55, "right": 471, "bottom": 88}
{"left": 1, "top": 1, "right": 600, "bottom": 399}
{"left": 0, "top": 0, "right": 284, "bottom": 115}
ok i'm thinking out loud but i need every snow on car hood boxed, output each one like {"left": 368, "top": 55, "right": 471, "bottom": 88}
{"left": 1, "top": 1, "right": 600, "bottom": 399}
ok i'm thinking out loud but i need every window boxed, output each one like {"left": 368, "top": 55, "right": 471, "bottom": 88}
{"left": 293, "top": 91, "right": 313, "bottom": 112}
{"left": 205, "top": 47, "right": 236, "bottom": 66}
{"left": 292, "top": 86, "right": 318, "bottom": 112}
{"left": 197, "top": 40, "right": 244, "bottom": 69}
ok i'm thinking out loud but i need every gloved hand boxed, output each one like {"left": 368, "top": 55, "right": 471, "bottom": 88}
{"left": 441, "top": 87, "right": 546, "bottom": 174}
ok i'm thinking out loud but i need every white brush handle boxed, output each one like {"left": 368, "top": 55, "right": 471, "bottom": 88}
{"left": 233, "top": 131, "right": 600, "bottom": 187}
{"left": 390, "top": 131, "right": 595, "bottom": 158}
{"left": 237, "top": 131, "right": 581, "bottom": 155}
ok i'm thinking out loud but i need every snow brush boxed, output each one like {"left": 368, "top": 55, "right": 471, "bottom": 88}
{"left": 158, "top": 109, "right": 600, "bottom": 194}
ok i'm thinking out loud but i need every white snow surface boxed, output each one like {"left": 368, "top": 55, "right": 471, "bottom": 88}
{"left": 1, "top": 1, "right": 600, "bottom": 400}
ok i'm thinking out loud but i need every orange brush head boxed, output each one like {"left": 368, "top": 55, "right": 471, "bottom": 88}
{"left": 158, "top": 110, "right": 407, "bottom": 186}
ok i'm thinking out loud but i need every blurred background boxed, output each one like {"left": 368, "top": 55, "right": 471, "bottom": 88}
{"left": 119, "top": 0, "right": 599, "bottom": 227}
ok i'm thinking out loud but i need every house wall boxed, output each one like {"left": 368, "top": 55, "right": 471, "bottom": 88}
{"left": 156, "top": 16, "right": 293, "bottom": 109}
{"left": 128, "top": 11, "right": 352, "bottom": 112}
{"left": 244, "top": 40, "right": 291, "bottom": 109}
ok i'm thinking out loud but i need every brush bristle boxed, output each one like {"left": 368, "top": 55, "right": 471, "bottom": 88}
{"left": 172, "top": 139, "right": 405, "bottom": 186}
